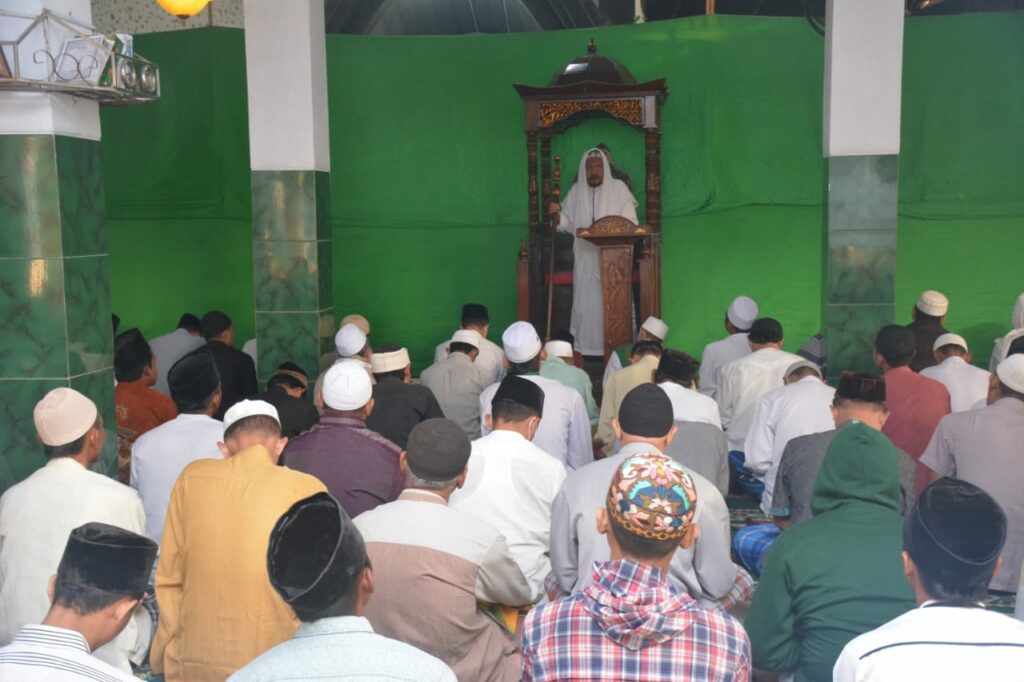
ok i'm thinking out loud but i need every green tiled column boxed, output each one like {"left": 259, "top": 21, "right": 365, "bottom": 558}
{"left": 252, "top": 170, "right": 334, "bottom": 386}
{"left": 0, "top": 135, "right": 116, "bottom": 491}
{"left": 825, "top": 154, "right": 898, "bottom": 378}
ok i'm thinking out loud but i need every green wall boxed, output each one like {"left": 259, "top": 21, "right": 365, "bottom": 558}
{"left": 101, "top": 14, "right": 1024, "bottom": 370}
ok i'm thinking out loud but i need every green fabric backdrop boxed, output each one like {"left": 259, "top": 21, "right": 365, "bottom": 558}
{"left": 101, "top": 13, "right": 1024, "bottom": 371}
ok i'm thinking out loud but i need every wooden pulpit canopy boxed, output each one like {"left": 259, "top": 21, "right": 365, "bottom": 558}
{"left": 514, "top": 41, "right": 668, "bottom": 344}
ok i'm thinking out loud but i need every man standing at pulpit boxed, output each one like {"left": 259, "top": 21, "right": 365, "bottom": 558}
{"left": 549, "top": 148, "right": 639, "bottom": 357}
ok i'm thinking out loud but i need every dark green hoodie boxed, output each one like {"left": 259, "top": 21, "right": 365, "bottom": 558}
{"left": 744, "top": 422, "right": 916, "bottom": 682}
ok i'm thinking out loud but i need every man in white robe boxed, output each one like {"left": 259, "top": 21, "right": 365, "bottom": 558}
{"left": 550, "top": 148, "right": 638, "bottom": 357}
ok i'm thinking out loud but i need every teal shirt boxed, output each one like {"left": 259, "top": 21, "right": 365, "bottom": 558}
{"left": 540, "top": 356, "right": 598, "bottom": 424}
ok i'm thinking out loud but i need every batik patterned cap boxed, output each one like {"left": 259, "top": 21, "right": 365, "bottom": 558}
{"left": 607, "top": 452, "right": 697, "bottom": 541}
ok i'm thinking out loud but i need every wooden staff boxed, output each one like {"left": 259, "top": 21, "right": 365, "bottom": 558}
{"left": 546, "top": 155, "right": 561, "bottom": 339}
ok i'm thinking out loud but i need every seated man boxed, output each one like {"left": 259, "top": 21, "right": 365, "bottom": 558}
{"left": 744, "top": 423, "right": 916, "bottom": 681}
{"left": 835, "top": 478, "right": 1024, "bottom": 680}
{"left": 656, "top": 349, "right": 721, "bottom": 428}
{"left": 0, "top": 523, "right": 158, "bottom": 681}
{"left": 313, "top": 323, "right": 374, "bottom": 408}
{"left": 920, "top": 333, "right": 990, "bottom": 412}
{"left": 921, "top": 353, "right": 1024, "bottom": 593}
{"left": 421, "top": 329, "right": 491, "bottom": 439}
{"left": 151, "top": 400, "right": 326, "bottom": 682}
{"left": 450, "top": 376, "right": 567, "bottom": 601}
{"left": 0, "top": 388, "right": 149, "bottom": 673}
{"left": 114, "top": 328, "right": 178, "bottom": 483}
{"left": 550, "top": 385, "right": 744, "bottom": 609}
{"left": 355, "top": 419, "right": 532, "bottom": 682}
{"left": 200, "top": 311, "right": 258, "bottom": 419}
{"left": 717, "top": 317, "right": 803, "bottom": 455}
{"left": 540, "top": 340, "right": 598, "bottom": 424}
{"left": 366, "top": 346, "right": 444, "bottom": 449}
{"left": 258, "top": 363, "right": 319, "bottom": 438}
{"left": 743, "top": 360, "right": 835, "bottom": 516}
{"left": 283, "top": 362, "right": 402, "bottom": 518}
{"left": 522, "top": 452, "right": 751, "bottom": 681}
{"left": 229, "top": 493, "right": 455, "bottom": 681}
{"left": 906, "top": 290, "right": 949, "bottom": 373}
{"left": 131, "top": 350, "right": 223, "bottom": 544}
{"left": 699, "top": 295, "right": 758, "bottom": 398}
{"left": 479, "top": 322, "right": 592, "bottom": 470}
{"left": 150, "top": 312, "right": 205, "bottom": 395}
{"left": 595, "top": 340, "right": 663, "bottom": 454}
{"left": 601, "top": 315, "right": 669, "bottom": 387}
{"left": 434, "top": 303, "right": 505, "bottom": 385}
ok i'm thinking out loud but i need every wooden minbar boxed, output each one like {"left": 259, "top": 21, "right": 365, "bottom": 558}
{"left": 577, "top": 217, "right": 650, "bottom": 359}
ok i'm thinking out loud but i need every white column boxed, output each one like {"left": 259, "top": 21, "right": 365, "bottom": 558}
{"left": 0, "top": 0, "right": 101, "bottom": 139}
{"left": 823, "top": 0, "right": 905, "bottom": 157}
{"left": 243, "top": 0, "right": 329, "bottom": 171}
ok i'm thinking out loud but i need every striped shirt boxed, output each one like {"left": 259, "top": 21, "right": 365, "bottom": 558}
{"left": 0, "top": 625, "right": 137, "bottom": 681}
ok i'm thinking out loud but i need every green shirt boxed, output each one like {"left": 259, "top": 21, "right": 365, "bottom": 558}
{"left": 540, "top": 357, "right": 598, "bottom": 424}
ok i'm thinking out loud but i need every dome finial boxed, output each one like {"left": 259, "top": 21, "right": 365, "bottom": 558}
{"left": 587, "top": 39, "right": 597, "bottom": 54}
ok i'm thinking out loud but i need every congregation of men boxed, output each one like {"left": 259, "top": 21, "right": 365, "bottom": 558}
{"left": 3, "top": 283, "right": 1024, "bottom": 682}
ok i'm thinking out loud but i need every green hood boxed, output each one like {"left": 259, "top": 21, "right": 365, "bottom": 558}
{"left": 811, "top": 422, "right": 901, "bottom": 516}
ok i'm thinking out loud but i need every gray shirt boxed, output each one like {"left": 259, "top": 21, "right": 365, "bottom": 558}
{"left": 921, "top": 397, "right": 1024, "bottom": 592}
{"left": 420, "top": 352, "right": 490, "bottom": 439}
{"left": 772, "top": 424, "right": 917, "bottom": 526}
{"left": 549, "top": 441, "right": 737, "bottom": 606}
{"left": 663, "top": 421, "right": 730, "bottom": 498}
{"left": 149, "top": 328, "right": 205, "bottom": 395}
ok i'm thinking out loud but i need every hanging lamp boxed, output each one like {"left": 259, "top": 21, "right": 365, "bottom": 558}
{"left": 156, "top": 0, "right": 211, "bottom": 20}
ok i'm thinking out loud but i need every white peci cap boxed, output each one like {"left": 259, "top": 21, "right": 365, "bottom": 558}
{"left": 640, "top": 316, "right": 669, "bottom": 341}
{"left": 370, "top": 348, "right": 410, "bottom": 374}
{"left": 544, "top": 340, "right": 573, "bottom": 358}
{"left": 451, "top": 329, "right": 481, "bottom": 350}
{"left": 33, "top": 388, "right": 98, "bottom": 447}
{"left": 322, "top": 361, "right": 373, "bottom": 411}
{"left": 727, "top": 296, "right": 759, "bottom": 330}
{"left": 784, "top": 360, "right": 821, "bottom": 378}
{"left": 335, "top": 324, "right": 367, "bottom": 357}
{"left": 997, "top": 354, "right": 1024, "bottom": 394}
{"left": 502, "top": 321, "right": 543, "bottom": 364}
{"left": 223, "top": 399, "right": 280, "bottom": 434}
{"left": 917, "top": 290, "right": 949, "bottom": 317}
{"left": 933, "top": 333, "right": 968, "bottom": 352}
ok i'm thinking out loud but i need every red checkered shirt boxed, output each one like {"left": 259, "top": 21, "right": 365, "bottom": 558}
{"left": 522, "top": 560, "right": 751, "bottom": 681}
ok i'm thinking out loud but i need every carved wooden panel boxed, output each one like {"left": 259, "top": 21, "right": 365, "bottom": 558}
{"left": 527, "top": 131, "right": 539, "bottom": 229}
{"left": 517, "top": 241, "right": 530, "bottom": 321}
{"left": 577, "top": 215, "right": 646, "bottom": 239}
{"left": 599, "top": 243, "right": 636, "bottom": 359}
{"left": 538, "top": 98, "right": 643, "bottom": 129}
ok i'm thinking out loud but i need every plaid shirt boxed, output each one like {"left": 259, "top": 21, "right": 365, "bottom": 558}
{"left": 522, "top": 560, "right": 751, "bottom": 681}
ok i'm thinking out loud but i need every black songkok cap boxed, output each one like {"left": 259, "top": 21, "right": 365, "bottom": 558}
{"left": 169, "top": 350, "right": 221, "bottom": 406}
{"left": 461, "top": 304, "right": 489, "bottom": 323}
{"left": 201, "top": 310, "right": 232, "bottom": 339}
{"left": 748, "top": 318, "right": 784, "bottom": 344}
{"left": 835, "top": 372, "right": 886, "bottom": 403}
{"left": 114, "top": 328, "right": 152, "bottom": 382}
{"left": 57, "top": 523, "right": 157, "bottom": 596}
{"left": 406, "top": 418, "right": 471, "bottom": 482}
{"left": 177, "top": 313, "right": 202, "bottom": 333}
{"left": 618, "top": 384, "right": 674, "bottom": 438}
{"left": 492, "top": 375, "right": 545, "bottom": 415}
{"left": 268, "top": 492, "right": 366, "bottom": 616}
{"left": 657, "top": 349, "right": 699, "bottom": 384}
{"left": 904, "top": 478, "right": 1007, "bottom": 588}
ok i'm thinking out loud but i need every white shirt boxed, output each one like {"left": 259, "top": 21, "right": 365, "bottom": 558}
{"left": 149, "top": 328, "right": 205, "bottom": 395}
{"left": 0, "top": 624, "right": 137, "bottom": 681}
{"left": 434, "top": 335, "right": 505, "bottom": 386}
{"left": 834, "top": 604, "right": 1024, "bottom": 681}
{"left": 921, "top": 356, "right": 991, "bottom": 413}
{"left": 717, "top": 346, "right": 806, "bottom": 452}
{"left": 479, "top": 375, "right": 592, "bottom": 471}
{"left": 658, "top": 381, "right": 722, "bottom": 428}
{"left": 130, "top": 413, "right": 224, "bottom": 544}
{"left": 242, "top": 338, "right": 258, "bottom": 366}
{"left": 0, "top": 459, "right": 149, "bottom": 672}
{"left": 699, "top": 333, "right": 752, "bottom": 398}
{"left": 449, "top": 430, "right": 567, "bottom": 602}
{"left": 742, "top": 376, "right": 836, "bottom": 515}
